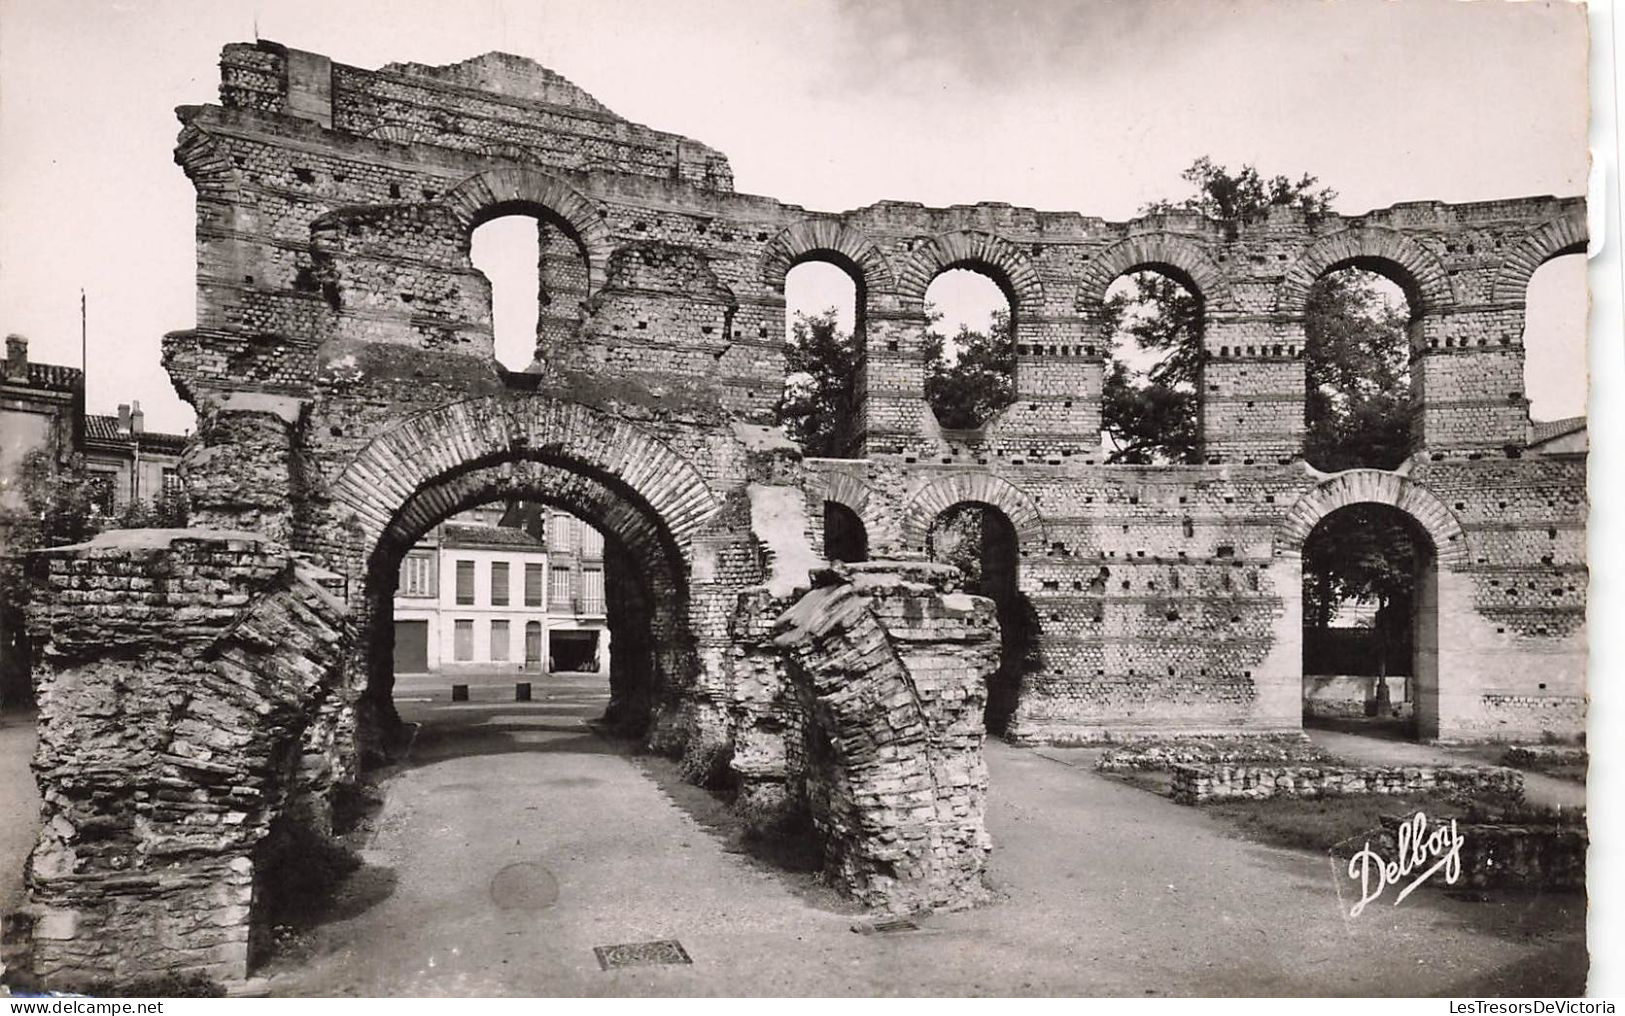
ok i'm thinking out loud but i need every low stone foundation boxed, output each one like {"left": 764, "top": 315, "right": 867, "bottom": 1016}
{"left": 1502, "top": 744, "right": 1588, "bottom": 768}
{"left": 1378, "top": 811, "right": 1587, "bottom": 890}
{"left": 1095, "top": 734, "right": 1330, "bottom": 772}
{"left": 1171, "top": 762, "right": 1523, "bottom": 804}
{"left": 4, "top": 530, "right": 349, "bottom": 990}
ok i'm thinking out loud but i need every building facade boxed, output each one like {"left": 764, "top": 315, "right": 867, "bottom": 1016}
{"left": 391, "top": 505, "right": 610, "bottom": 676}
{"left": 81, "top": 402, "right": 187, "bottom": 516}
{"left": 0, "top": 335, "right": 81, "bottom": 516}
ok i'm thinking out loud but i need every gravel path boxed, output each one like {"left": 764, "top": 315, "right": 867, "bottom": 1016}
{"left": 255, "top": 684, "right": 1584, "bottom": 996}
{"left": 0, "top": 709, "right": 40, "bottom": 923}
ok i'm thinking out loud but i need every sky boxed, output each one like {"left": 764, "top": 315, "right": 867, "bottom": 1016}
{"left": 0, "top": 0, "right": 1595, "bottom": 434}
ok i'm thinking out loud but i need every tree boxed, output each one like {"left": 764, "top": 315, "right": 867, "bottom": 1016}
{"left": 1302, "top": 272, "right": 1413, "bottom": 471}
{"left": 1103, "top": 158, "right": 1338, "bottom": 463}
{"left": 1, "top": 449, "right": 189, "bottom": 707}
{"left": 1100, "top": 272, "right": 1203, "bottom": 463}
{"left": 924, "top": 308, "right": 1015, "bottom": 430}
{"left": 1144, "top": 156, "right": 1337, "bottom": 220}
{"left": 775, "top": 308, "right": 859, "bottom": 457}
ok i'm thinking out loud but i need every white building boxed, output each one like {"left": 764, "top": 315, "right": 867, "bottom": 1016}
{"left": 391, "top": 505, "right": 610, "bottom": 676}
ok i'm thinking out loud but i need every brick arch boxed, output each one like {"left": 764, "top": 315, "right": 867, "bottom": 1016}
{"left": 372, "top": 458, "right": 678, "bottom": 583}
{"left": 900, "top": 473, "right": 1047, "bottom": 553}
{"left": 441, "top": 167, "right": 613, "bottom": 286}
{"left": 803, "top": 467, "right": 880, "bottom": 519}
{"left": 1492, "top": 211, "right": 1589, "bottom": 304}
{"left": 1275, "top": 228, "right": 1453, "bottom": 318}
{"left": 331, "top": 396, "right": 721, "bottom": 563}
{"left": 1274, "top": 469, "right": 1467, "bottom": 566}
{"left": 761, "top": 220, "right": 897, "bottom": 300}
{"left": 1076, "top": 233, "right": 1234, "bottom": 311}
{"left": 363, "top": 123, "right": 423, "bottom": 144}
{"left": 895, "top": 230, "right": 1044, "bottom": 312}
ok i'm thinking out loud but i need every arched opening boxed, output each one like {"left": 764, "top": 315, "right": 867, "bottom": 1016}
{"left": 1101, "top": 267, "right": 1204, "bottom": 463}
{"left": 467, "top": 206, "right": 592, "bottom": 373}
{"left": 360, "top": 454, "right": 693, "bottom": 750}
{"left": 778, "top": 258, "right": 864, "bottom": 457}
{"left": 822, "top": 500, "right": 868, "bottom": 563}
{"left": 924, "top": 267, "right": 1015, "bottom": 430}
{"left": 927, "top": 501, "right": 1031, "bottom": 733}
{"left": 1302, "top": 263, "right": 1416, "bottom": 471}
{"left": 1522, "top": 251, "right": 1588, "bottom": 425}
{"left": 1300, "top": 502, "right": 1437, "bottom": 740}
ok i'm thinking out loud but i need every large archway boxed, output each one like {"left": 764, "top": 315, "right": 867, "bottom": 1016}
{"left": 1275, "top": 470, "right": 1467, "bottom": 740}
{"left": 925, "top": 499, "right": 1035, "bottom": 734}
{"left": 1299, "top": 502, "right": 1435, "bottom": 738}
{"left": 329, "top": 396, "right": 721, "bottom": 746}
{"left": 361, "top": 456, "right": 691, "bottom": 739}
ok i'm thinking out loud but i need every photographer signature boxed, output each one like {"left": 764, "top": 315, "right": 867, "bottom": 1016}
{"left": 1346, "top": 811, "right": 1464, "bottom": 918}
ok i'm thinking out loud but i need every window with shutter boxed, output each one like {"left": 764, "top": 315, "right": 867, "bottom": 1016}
{"left": 525, "top": 563, "right": 545, "bottom": 606}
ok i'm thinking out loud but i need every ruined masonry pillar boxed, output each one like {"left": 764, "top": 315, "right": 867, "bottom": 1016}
{"left": 5, "top": 531, "right": 348, "bottom": 990}
{"left": 769, "top": 560, "right": 999, "bottom": 915}
{"left": 183, "top": 393, "right": 307, "bottom": 545}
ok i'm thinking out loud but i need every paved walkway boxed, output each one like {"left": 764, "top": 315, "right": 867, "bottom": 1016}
{"left": 255, "top": 685, "right": 1584, "bottom": 997}
{"left": 0, "top": 709, "right": 40, "bottom": 922}
{"left": 0, "top": 690, "right": 1587, "bottom": 996}
{"left": 1306, "top": 730, "right": 1586, "bottom": 809}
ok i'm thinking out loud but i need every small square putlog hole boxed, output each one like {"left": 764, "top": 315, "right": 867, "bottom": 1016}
{"left": 593, "top": 939, "right": 693, "bottom": 970}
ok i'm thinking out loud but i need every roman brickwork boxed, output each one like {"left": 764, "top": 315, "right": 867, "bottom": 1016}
{"left": 8, "top": 41, "right": 1590, "bottom": 986}
{"left": 157, "top": 34, "right": 1591, "bottom": 820}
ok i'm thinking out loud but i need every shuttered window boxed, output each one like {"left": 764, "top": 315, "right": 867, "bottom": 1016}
{"left": 453, "top": 619, "right": 474, "bottom": 661}
{"left": 455, "top": 560, "right": 475, "bottom": 605}
{"left": 490, "top": 561, "right": 509, "bottom": 606}
{"left": 581, "top": 567, "right": 605, "bottom": 615}
{"left": 525, "top": 563, "right": 545, "bottom": 606}
{"left": 490, "top": 620, "right": 510, "bottom": 662}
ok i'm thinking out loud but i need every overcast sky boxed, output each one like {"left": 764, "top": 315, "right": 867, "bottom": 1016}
{"left": 0, "top": 0, "right": 1594, "bottom": 433}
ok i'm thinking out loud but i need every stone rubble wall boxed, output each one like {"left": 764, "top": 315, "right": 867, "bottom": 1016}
{"left": 3, "top": 530, "right": 349, "bottom": 989}
{"left": 1502, "top": 744, "right": 1587, "bottom": 767}
{"left": 745, "top": 560, "right": 998, "bottom": 915}
{"left": 1170, "top": 762, "right": 1524, "bottom": 804}
{"left": 1376, "top": 813, "right": 1586, "bottom": 891}
{"left": 1094, "top": 734, "right": 1332, "bottom": 772}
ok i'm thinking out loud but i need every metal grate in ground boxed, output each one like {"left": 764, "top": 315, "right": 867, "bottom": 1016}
{"left": 593, "top": 939, "right": 693, "bottom": 970}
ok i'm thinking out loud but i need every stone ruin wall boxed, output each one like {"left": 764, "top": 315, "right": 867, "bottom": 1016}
{"left": 3, "top": 38, "right": 1592, "bottom": 988}
{"left": 161, "top": 41, "right": 1586, "bottom": 754}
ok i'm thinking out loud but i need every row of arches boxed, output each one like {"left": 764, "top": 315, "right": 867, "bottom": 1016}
{"left": 812, "top": 465, "right": 1468, "bottom": 740}
{"left": 380, "top": 169, "right": 1585, "bottom": 459}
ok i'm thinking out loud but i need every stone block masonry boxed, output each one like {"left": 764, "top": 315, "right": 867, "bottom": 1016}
{"left": 161, "top": 40, "right": 1587, "bottom": 747}
{"left": 1170, "top": 762, "right": 1524, "bottom": 804}
{"left": 1377, "top": 812, "right": 1586, "bottom": 891}
{"left": 6, "top": 530, "right": 348, "bottom": 988}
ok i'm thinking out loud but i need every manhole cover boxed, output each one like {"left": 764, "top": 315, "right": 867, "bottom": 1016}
{"left": 593, "top": 939, "right": 692, "bottom": 970}
{"left": 489, "top": 862, "right": 559, "bottom": 911}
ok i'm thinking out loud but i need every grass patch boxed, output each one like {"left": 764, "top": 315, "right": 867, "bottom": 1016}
{"left": 1203, "top": 791, "right": 1485, "bottom": 853}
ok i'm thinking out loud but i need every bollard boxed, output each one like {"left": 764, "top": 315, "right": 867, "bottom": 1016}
{"left": 516, "top": 682, "right": 532, "bottom": 702}
{"left": 451, "top": 683, "right": 469, "bottom": 702}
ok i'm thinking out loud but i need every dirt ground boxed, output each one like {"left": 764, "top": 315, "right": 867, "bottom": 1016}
{"left": 0, "top": 684, "right": 1587, "bottom": 996}
{"left": 256, "top": 678, "right": 1586, "bottom": 997}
